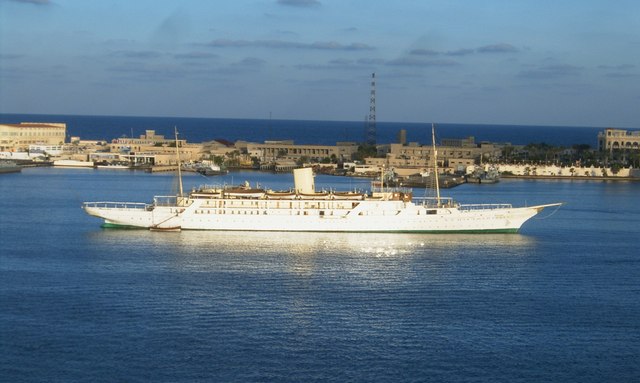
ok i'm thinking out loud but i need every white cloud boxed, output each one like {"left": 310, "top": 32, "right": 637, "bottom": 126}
{"left": 207, "top": 39, "right": 374, "bottom": 51}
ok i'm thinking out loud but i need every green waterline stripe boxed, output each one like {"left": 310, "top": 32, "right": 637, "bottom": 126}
{"left": 100, "top": 223, "right": 147, "bottom": 230}
{"left": 99, "top": 221, "right": 519, "bottom": 234}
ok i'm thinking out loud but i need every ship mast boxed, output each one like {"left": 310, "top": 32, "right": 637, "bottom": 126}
{"left": 174, "top": 127, "right": 184, "bottom": 200}
{"left": 431, "top": 123, "right": 441, "bottom": 206}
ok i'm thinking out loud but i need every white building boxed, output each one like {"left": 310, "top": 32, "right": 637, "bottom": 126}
{"left": 0, "top": 122, "right": 67, "bottom": 151}
{"left": 598, "top": 128, "right": 640, "bottom": 152}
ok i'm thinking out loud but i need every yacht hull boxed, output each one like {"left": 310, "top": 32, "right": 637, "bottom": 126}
{"left": 84, "top": 198, "right": 558, "bottom": 233}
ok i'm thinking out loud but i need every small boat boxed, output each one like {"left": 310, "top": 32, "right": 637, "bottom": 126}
{"left": 265, "top": 191, "right": 297, "bottom": 199}
{"left": 196, "top": 163, "right": 228, "bottom": 176}
{"left": 298, "top": 192, "right": 331, "bottom": 200}
{"left": 467, "top": 165, "right": 500, "bottom": 184}
{"left": 149, "top": 226, "right": 181, "bottom": 232}
{"left": 96, "top": 161, "right": 132, "bottom": 170}
{"left": 332, "top": 191, "right": 365, "bottom": 200}
{"left": 0, "top": 161, "right": 21, "bottom": 174}
{"left": 222, "top": 185, "right": 266, "bottom": 199}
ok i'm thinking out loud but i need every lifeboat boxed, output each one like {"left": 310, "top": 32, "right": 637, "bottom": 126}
{"left": 298, "top": 192, "right": 331, "bottom": 200}
{"left": 332, "top": 192, "right": 365, "bottom": 200}
{"left": 265, "top": 191, "right": 297, "bottom": 199}
{"left": 223, "top": 188, "right": 265, "bottom": 199}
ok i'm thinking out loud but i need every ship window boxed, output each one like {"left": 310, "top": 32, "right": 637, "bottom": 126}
{"left": 427, "top": 210, "right": 437, "bottom": 215}
{"left": 320, "top": 211, "right": 325, "bottom": 216}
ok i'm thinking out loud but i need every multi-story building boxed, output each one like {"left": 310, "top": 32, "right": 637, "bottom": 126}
{"left": 0, "top": 122, "right": 66, "bottom": 151}
{"left": 109, "top": 130, "right": 186, "bottom": 153}
{"left": 366, "top": 137, "right": 503, "bottom": 175}
{"left": 598, "top": 128, "right": 640, "bottom": 152}
{"left": 241, "top": 140, "right": 359, "bottom": 163}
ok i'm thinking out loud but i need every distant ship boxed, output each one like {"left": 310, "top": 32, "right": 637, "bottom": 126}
{"left": 466, "top": 165, "right": 500, "bottom": 184}
{"left": 83, "top": 126, "right": 561, "bottom": 233}
{"left": 0, "top": 161, "right": 21, "bottom": 174}
{"left": 195, "top": 163, "right": 228, "bottom": 176}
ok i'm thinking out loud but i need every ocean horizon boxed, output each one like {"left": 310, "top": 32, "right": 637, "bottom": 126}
{"left": 0, "top": 113, "right": 617, "bottom": 148}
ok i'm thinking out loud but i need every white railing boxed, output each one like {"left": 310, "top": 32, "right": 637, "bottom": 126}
{"left": 412, "top": 197, "right": 512, "bottom": 210}
{"left": 196, "top": 184, "right": 226, "bottom": 191}
{"left": 83, "top": 201, "right": 149, "bottom": 210}
{"left": 412, "top": 197, "right": 455, "bottom": 208}
{"left": 458, "top": 203, "right": 512, "bottom": 210}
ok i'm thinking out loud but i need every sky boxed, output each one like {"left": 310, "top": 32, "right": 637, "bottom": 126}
{"left": 1, "top": 0, "right": 639, "bottom": 127}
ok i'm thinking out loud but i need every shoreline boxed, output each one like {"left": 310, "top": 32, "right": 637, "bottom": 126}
{"left": 11, "top": 164, "right": 639, "bottom": 183}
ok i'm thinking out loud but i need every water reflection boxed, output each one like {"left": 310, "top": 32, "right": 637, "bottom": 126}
{"left": 87, "top": 229, "right": 536, "bottom": 259}
{"left": 83, "top": 229, "right": 539, "bottom": 310}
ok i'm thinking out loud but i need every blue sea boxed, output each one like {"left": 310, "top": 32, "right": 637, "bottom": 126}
{"left": 1, "top": 165, "right": 639, "bottom": 382}
{"left": 0, "top": 113, "right": 613, "bottom": 147}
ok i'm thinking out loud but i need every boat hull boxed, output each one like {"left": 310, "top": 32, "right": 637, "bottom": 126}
{"left": 53, "top": 160, "right": 95, "bottom": 168}
{"left": 84, "top": 199, "right": 557, "bottom": 233}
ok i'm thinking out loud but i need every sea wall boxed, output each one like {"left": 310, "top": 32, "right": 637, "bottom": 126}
{"left": 493, "top": 164, "right": 638, "bottom": 178}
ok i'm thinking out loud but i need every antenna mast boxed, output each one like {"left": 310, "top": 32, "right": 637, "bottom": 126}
{"left": 366, "top": 72, "right": 377, "bottom": 146}
{"left": 431, "top": 123, "right": 441, "bottom": 206}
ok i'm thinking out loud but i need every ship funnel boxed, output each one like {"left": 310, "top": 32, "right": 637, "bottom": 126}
{"left": 293, "top": 167, "right": 315, "bottom": 194}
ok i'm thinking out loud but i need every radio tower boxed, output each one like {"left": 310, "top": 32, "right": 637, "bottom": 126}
{"left": 366, "top": 72, "right": 377, "bottom": 146}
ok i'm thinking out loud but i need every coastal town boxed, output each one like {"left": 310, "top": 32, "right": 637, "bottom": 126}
{"left": 1, "top": 121, "right": 639, "bottom": 182}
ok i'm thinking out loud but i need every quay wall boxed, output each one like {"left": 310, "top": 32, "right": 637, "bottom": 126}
{"left": 493, "top": 164, "right": 639, "bottom": 178}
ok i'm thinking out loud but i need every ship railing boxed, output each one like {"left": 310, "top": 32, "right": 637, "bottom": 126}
{"left": 83, "top": 201, "right": 150, "bottom": 210}
{"left": 195, "top": 183, "right": 226, "bottom": 191}
{"left": 371, "top": 185, "right": 412, "bottom": 194}
{"left": 458, "top": 203, "right": 513, "bottom": 210}
{"left": 413, "top": 197, "right": 455, "bottom": 208}
{"left": 153, "top": 195, "right": 179, "bottom": 206}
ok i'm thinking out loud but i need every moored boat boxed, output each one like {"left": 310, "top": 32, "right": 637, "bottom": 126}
{"left": 53, "top": 159, "right": 95, "bottom": 168}
{"left": 0, "top": 160, "right": 22, "bottom": 174}
{"left": 467, "top": 165, "right": 500, "bottom": 184}
{"left": 96, "top": 163, "right": 132, "bottom": 170}
{"left": 196, "top": 163, "right": 228, "bottom": 176}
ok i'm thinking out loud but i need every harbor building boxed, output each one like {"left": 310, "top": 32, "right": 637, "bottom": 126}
{"left": 110, "top": 130, "right": 186, "bottom": 153}
{"left": 104, "top": 129, "right": 202, "bottom": 166}
{"left": 241, "top": 140, "right": 359, "bottom": 163}
{"left": 28, "top": 144, "right": 64, "bottom": 157}
{"left": 0, "top": 122, "right": 66, "bottom": 151}
{"left": 365, "top": 136, "right": 503, "bottom": 175}
{"left": 598, "top": 128, "right": 640, "bottom": 152}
